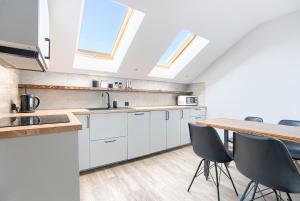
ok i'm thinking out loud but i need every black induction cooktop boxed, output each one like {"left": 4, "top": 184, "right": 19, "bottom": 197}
{"left": 0, "top": 115, "right": 70, "bottom": 128}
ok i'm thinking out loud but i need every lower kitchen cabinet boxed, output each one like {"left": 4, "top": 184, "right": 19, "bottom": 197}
{"left": 150, "top": 111, "right": 167, "bottom": 153}
{"left": 128, "top": 112, "right": 150, "bottom": 159}
{"left": 90, "top": 137, "right": 127, "bottom": 168}
{"left": 166, "top": 110, "right": 181, "bottom": 149}
{"left": 180, "top": 109, "right": 191, "bottom": 145}
{"left": 90, "top": 113, "right": 127, "bottom": 140}
{"left": 77, "top": 115, "right": 90, "bottom": 171}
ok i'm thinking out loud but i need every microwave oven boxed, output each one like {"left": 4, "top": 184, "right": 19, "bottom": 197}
{"left": 177, "top": 96, "right": 198, "bottom": 106}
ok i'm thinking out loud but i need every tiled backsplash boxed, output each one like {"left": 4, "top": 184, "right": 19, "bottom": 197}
{"left": 0, "top": 66, "right": 19, "bottom": 113}
{"left": 20, "top": 71, "right": 204, "bottom": 109}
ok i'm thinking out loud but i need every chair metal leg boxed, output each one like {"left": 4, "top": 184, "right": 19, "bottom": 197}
{"left": 240, "top": 180, "right": 254, "bottom": 201}
{"left": 273, "top": 190, "right": 280, "bottom": 201}
{"left": 214, "top": 162, "right": 220, "bottom": 201}
{"left": 187, "top": 159, "right": 204, "bottom": 192}
{"left": 204, "top": 160, "right": 210, "bottom": 180}
{"left": 251, "top": 182, "right": 258, "bottom": 200}
{"left": 224, "top": 164, "right": 238, "bottom": 196}
{"left": 287, "top": 193, "right": 293, "bottom": 201}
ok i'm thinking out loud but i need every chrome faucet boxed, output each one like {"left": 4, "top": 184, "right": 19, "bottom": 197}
{"left": 103, "top": 92, "right": 111, "bottom": 109}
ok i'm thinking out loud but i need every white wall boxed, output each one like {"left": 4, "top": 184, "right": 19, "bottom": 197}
{"left": 195, "top": 11, "right": 300, "bottom": 124}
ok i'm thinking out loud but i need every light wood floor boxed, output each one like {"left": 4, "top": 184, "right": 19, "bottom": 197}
{"left": 80, "top": 146, "right": 300, "bottom": 201}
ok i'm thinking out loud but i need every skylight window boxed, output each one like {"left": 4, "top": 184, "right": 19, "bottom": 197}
{"left": 78, "top": 0, "right": 132, "bottom": 59}
{"left": 149, "top": 30, "right": 209, "bottom": 79}
{"left": 73, "top": 0, "right": 145, "bottom": 72}
{"left": 157, "top": 30, "right": 196, "bottom": 68}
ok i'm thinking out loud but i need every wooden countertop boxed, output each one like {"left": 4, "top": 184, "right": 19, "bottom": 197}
{"left": 72, "top": 105, "right": 206, "bottom": 115}
{"left": 0, "top": 111, "right": 82, "bottom": 139}
{"left": 0, "top": 105, "right": 206, "bottom": 139}
{"left": 198, "top": 118, "right": 300, "bottom": 143}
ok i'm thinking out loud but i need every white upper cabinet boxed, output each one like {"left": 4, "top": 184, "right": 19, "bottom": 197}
{"left": 0, "top": 0, "right": 50, "bottom": 71}
{"left": 166, "top": 110, "right": 181, "bottom": 149}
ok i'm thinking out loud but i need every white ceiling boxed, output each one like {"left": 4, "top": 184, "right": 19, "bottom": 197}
{"left": 47, "top": 0, "right": 300, "bottom": 83}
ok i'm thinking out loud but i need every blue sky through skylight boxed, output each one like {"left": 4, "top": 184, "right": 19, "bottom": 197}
{"left": 78, "top": 0, "right": 128, "bottom": 54}
{"left": 158, "top": 30, "right": 193, "bottom": 64}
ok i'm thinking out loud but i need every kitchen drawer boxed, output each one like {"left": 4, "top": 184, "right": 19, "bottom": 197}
{"left": 190, "top": 116, "right": 206, "bottom": 124}
{"left": 190, "top": 108, "right": 206, "bottom": 117}
{"left": 90, "top": 137, "right": 127, "bottom": 168}
{"left": 90, "top": 113, "right": 127, "bottom": 140}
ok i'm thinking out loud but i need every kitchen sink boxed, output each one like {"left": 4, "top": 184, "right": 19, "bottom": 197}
{"left": 86, "top": 107, "right": 133, "bottom": 111}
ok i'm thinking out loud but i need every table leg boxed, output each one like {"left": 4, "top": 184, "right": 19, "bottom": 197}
{"left": 204, "top": 160, "right": 210, "bottom": 180}
{"left": 224, "top": 129, "right": 230, "bottom": 167}
{"left": 224, "top": 129, "right": 229, "bottom": 150}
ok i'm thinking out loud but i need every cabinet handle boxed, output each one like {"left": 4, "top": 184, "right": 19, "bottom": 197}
{"left": 181, "top": 110, "right": 183, "bottom": 119}
{"left": 87, "top": 116, "right": 90, "bottom": 128}
{"left": 104, "top": 139, "right": 117, "bottom": 143}
{"left": 134, "top": 113, "right": 144, "bottom": 115}
{"left": 166, "top": 111, "right": 169, "bottom": 120}
{"left": 44, "top": 38, "right": 50, "bottom": 59}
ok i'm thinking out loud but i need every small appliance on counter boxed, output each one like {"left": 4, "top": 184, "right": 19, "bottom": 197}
{"left": 16, "top": 93, "right": 40, "bottom": 113}
{"left": 177, "top": 95, "right": 198, "bottom": 106}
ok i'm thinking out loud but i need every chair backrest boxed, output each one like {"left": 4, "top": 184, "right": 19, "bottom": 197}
{"left": 278, "top": 119, "right": 300, "bottom": 127}
{"left": 245, "top": 116, "right": 263, "bottom": 122}
{"left": 234, "top": 133, "right": 300, "bottom": 192}
{"left": 188, "top": 123, "right": 231, "bottom": 163}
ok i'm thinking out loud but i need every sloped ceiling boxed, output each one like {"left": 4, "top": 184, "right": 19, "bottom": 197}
{"left": 47, "top": 0, "right": 300, "bottom": 83}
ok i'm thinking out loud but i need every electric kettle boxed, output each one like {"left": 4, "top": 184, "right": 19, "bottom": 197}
{"left": 20, "top": 94, "right": 40, "bottom": 113}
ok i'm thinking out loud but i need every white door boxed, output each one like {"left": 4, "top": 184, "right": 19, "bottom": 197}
{"left": 128, "top": 112, "right": 150, "bottom": 159}
{"left": 77, "top": 115, "right": 90, "bottom": 171}
{"left": 180, "top": 109, "right": 191, "bottom": 145}
{"left": 166, "top": 110, "right": 181, "bottom": 149}
{"left": 150, "top": 111, "right": 167, "bottom": 153}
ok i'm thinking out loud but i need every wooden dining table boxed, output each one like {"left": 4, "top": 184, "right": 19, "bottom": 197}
{"left": 196, "top": 118, "right": 300, "bottom": 179}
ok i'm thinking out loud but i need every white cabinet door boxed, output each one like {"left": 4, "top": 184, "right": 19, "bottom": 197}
{"left": 38, "top": 0, "right": 50, "bottom": 65}
{"left": 180, "top": 109, "right": 191, "bottom": 145}
{"left": 77, "top": 115, "right": 90, "bottom": 171}
{"left": 90, "top": 113, "right": 127, "bottom": 140}
{"left": 90, "top": 137, "right": 127, "bottom": 168}
{"left": 128, "top": 112, "right": 150, "bottom": 159}
{"left": 166, "top": 110, "right": 181, "bottom": 149}
{"left": 150, "top": 111, "right": 167, "bottom": 153}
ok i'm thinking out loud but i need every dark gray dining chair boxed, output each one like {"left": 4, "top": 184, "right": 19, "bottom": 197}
{"left": 278, "top": 120, "right": 300, "bottom": 160}
{"left": 188, "top": 123, "right": 238, "bottom": 201}
{"left": 234, "top": 133, "right": 300, "bottom": 201}
{"left": 228, "top": 116, "right": 263, "bottom": 143}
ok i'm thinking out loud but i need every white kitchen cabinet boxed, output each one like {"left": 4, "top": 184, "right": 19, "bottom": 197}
{"left": 128, "top": 112, "right": 150, "bottom": 159}
{"left": 0, "top": 0, "right": 50, "bottom": 71}
{"left": 77, "top": 115, "right": 90, "bottom": 171}
{"left": 150, "top": 111, "right": 167, "bottom": 153}
{"left": 90, "top": 113, "right": 127, "bottom": 140}
{"left": 166, "top": 110, "right": 181, "bottom": 149}
{"left": 180, "top": 109, "right": 191, "bottom": 145}
{"left": 90, "top": 137, "right": 127, "bottom": 168}
{"left": 190, "top": 108, "right": 206, "bottom": 117}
